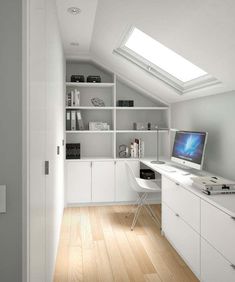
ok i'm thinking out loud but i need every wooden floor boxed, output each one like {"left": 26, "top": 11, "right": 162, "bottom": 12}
{"left": 54, "top": 205, "right": 199, "bottom": 282}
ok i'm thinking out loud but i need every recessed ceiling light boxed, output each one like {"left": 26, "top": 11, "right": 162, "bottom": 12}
{"left": 67, "top": 7, "right": 81, "bottom": 15}
{"left": 70, "top": 42, "right": 79, "bottom": 47}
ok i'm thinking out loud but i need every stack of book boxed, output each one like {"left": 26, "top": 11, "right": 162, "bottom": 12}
{"left": 66, "top": 110, "right": 84, "bottom": 131}
{"left": 191, "top": 176, "right": 235, "bottom": 195}
{"left": 66, "top": 89, "right": 80, "bottom": 107}
{"left": 130, "top": 138, "right": 144, "bottom": 158}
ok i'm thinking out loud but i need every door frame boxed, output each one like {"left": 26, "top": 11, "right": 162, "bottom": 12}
{"left": 22, "top": 0, "right": 30, "bottom": 280}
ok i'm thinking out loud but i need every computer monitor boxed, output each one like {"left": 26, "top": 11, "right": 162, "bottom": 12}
{"left": 171, "top": 131, "right": 208, "bottom": 170}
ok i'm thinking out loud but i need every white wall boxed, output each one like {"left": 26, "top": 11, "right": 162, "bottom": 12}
{"left": 171, "top": 91, "right": 235, "bottom": 180}
{"left": 28, "top": 0, "right": 65, "bottom": 281}
{"left": 0, "top": 1, "right": 22, "bottom": 281}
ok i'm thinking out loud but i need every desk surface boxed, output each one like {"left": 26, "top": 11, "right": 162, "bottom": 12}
{"left": 141, "top": 160, "right": 235, "bottom": 218}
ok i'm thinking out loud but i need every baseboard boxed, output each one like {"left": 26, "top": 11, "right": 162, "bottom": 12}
{"left": 66, "top": 198, "right": 161, "bottom": 208}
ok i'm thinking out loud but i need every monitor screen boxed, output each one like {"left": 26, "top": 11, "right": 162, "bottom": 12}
{"left": 171, "top": 131, "right": 207, "bottom": 170}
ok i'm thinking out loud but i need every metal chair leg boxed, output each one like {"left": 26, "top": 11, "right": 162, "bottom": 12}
{"left": 144, "top": 202, "right": 161, "bottom": 226}
{"left": 125, "top": 197, "right": 141, "bottom": 218}
{"left": 131, "top": 204, "right": 142, "bottom": 230}
{"left": 130, "top": 193, "right": 145, "bottom": 230}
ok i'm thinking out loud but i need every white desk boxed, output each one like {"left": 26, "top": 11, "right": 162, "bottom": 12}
{"left": 141, "top": 160, "right": 235, "bottom": 282}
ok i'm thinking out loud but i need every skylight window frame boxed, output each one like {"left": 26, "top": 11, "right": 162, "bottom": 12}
{"left": 114, "top": 26, "right": 220, "bottom": 95}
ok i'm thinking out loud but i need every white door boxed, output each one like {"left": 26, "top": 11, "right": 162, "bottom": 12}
{"left": 115, "top": 160, "right": 139, "bottom": 201}
{"left": 92, "top": 161, "right": 115, "bottom": 202}
{"left": 44, "top": 0, "right": 65, "bottom": 279}
{"left": 67, "top": 162, "right": 92, "bottom": 203}
{"left": 29, "top": 1, "right": 47, "bottom": 281}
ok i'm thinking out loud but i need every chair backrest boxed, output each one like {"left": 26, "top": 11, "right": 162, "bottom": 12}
{"left": 125, "top": 163, "right": 140, "bottom": 192}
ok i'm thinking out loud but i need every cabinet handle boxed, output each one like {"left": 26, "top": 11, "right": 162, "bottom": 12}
{"left": 175, "top": 213, "right": 179, "bottom": 217}
{"left": 231, "top": 216, "right": 235, "bottom": 221}
{"left": 230, "top": 264, "right": 235, "bottom": 270}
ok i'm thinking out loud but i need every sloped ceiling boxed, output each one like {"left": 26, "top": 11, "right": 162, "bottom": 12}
{"left": 56, "top": 0, "right": 235, "bottom": 103}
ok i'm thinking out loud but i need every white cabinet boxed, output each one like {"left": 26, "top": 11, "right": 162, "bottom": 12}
{"left": 115, "top": 160, "right": 139, "bottom": 201}
{"left": 162, "top": 176, "right": 200, "bottom": 232}
{"left": 201, "top": 200, "right": 235, "bottom": 270}
{"left": 201, "top": 238, "right": 235, "bottom": 282}
{"left": 162, "top": 203, "right": 200, "bottom": 277}
{"left": 92, "top": 161, "right": 115, "bottom": 202}
{"left": 67, "top": 161, "right": 92, "bottom": 203}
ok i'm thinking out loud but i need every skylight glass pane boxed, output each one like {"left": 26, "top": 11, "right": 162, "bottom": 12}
{"left": 124, "top": 28, "right": 207, "bottom": 83}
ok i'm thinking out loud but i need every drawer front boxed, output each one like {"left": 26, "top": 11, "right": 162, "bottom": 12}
{"left": 162, "top": 203, "right": 200, "bottom": 277}
{"left": 201, "top": 238, "right": 235, "bottom": 282}
{"left": 162, "top": 176, "right": 200, "bottom": 232}
{"left": 201, "top": 200, "right": 235, "bottom": 264}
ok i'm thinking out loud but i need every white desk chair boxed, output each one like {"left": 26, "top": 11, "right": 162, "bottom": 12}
{"left": 125, "top": 163, "right": 161, "bottom": 230}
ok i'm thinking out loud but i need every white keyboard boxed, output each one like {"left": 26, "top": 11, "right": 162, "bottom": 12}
{"left": 156, "top": 165, "right": 176, "bottom": 172}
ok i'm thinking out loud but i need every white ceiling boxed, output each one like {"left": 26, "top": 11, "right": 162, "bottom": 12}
{"left": 56, "top": 0, "right": 98, "bottom": 56}
{"left": 56, "top": 0, "right": 235, "bottom": 103}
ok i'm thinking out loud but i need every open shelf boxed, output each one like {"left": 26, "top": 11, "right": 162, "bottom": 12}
{"left": 116, "top": 107, "right": 168, "bottom": 110}
{"left": 65, "top": 60, "right": 170, "bottom": 160}
{"left": 66, "top": 106, "right": 114, "bottom": 110}
{"left": 116, "top": 129, "right": 169, "bottom": 133}
{"left": 66, "top": 82, "right": 115, "bottom": 88}
{"left": 66, "top": 130, "right": 114, "bottom": 134}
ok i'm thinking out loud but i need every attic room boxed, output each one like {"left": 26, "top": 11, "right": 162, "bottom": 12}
{"left": 0, "top": 0, "right": 235, "bottom": 281}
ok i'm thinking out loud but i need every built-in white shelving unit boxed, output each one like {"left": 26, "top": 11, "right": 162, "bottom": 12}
{"left": 65, "top": 60, "right": 170, "bottom": 160}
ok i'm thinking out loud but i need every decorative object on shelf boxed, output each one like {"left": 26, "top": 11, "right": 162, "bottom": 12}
{"left": 87, "top": 75, "right": 101, "bottom": 83}
{"left": 66, "top": 143, "right": 80, "bottom": 159}
{"left": 129, "top": 138, "right": 144, "bottom": 158}
{"left": 91, "top": 97, "right": 105, "bottom": 107}
{"left": 133, "top": 122, "right": 148, "bottom": 130}
{"left": 89, "top": 122, "right": 110, "bottom": 131}
{"left": 66, "top": 89, "right": 80, "bottom": 107}
{"left": 117, "top": 100, "right": 134, "bottom": 107}
{"left": 148, "top": 122, "right": 151, "bottom": 130}
{"left": 71, "top": 75, "right": 85, "bottom": 82}
{"left": 119, "top": 144, "right": 129, "bottom": 158}
{"left": 151, "top": 124, "right": 159, "bottom": 130}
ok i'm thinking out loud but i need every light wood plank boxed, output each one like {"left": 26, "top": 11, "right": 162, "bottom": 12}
{"left": 54, "top": 205, "right": 199, "bottom": 282}
{"left": 144, "top": 273, "right": 162, "bottom": 282}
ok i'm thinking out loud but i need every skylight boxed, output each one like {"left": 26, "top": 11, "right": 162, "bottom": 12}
{"left": 114, "top": 27, "right": 220, "bottom": 94}
{"left": 124, "top": 28, "right": 207, "bottom": 83}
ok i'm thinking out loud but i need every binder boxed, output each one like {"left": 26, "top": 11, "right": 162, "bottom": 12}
{"left": 71, "top": 110, "right": 76, "bottom": 131}
{"left": 76, "top": 110, "right": 84, "bottom": 130}
{"left": 66, "top": 111, "right": 71, "bottom": 130}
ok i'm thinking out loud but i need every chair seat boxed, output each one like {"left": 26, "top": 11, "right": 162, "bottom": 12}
{"left": 135, "top": 178, "right": 161, "bottom": 192}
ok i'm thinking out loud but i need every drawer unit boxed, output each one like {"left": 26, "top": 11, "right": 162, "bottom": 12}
{"left": 201, "top": 238, "right": 235, "bottom": 282}
{"left": 201, "top": 200, "right": 235, "bottom": 265}
{"left": 162, "top": 176, "right": 200, "bottom": 232}
{"left": 162, "top": 203, "right": 200, "bottom": 278}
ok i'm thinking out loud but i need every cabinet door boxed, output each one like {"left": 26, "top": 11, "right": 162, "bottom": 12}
{"left": 92, "top": 161, "right": 115, "bottom": 202}
{"left": 201, "top": 200, "right": 235, "bottom": 265}
{"left": 162, "top": 203, "right": 200, "bottom": 278}
{"left": 162, "top": 176, "right": 200, "bottom": 232}
{"left": 201, "top": 238, "right": 235, "bottom": 282}
{"left": 66, "top": 161, "right": 92, "bottom": 203}
{"left": 115, "top": 160, "right": 139, "bottom": 202}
